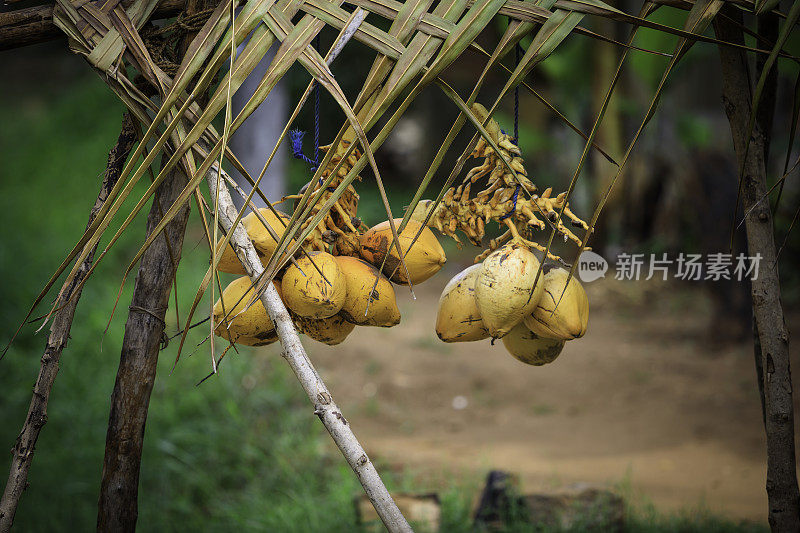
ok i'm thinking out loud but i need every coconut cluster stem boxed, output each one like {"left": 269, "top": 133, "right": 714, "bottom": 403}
{"left": 205, "top": 165, "right": 411, "bottom": 533}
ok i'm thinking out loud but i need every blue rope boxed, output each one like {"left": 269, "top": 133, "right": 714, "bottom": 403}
{"left": 501, "top": 128, "right": 517, "bottom": 145}
{"left": 313, "top": 34, "right": 321, "bottom": 168}
{"left": 498, "top": 185, "right": 521, "bottom": 220}
{"left": 514, "top": 42, "right": 521, "bottom": 144}
{"left": 290, "top": 35, "right": 322, "bottom": 173}
{"left": 290, "top": 130, "right": 316, "bottom": 166}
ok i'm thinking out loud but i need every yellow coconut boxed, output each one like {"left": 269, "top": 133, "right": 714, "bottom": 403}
{"left": 436, "top": 264, "right": 489, "bottom": 342}
{"left": 214, "top": 209, "right": 291, "bottom": 274}
{"left": 281, "top": 251, "right": 347, "bottom": 318}
{"left": 501, "top": 323, "right": 565, "bottom": 366}
{"left": 407, "top": 200, "right": 435, "bottom": 225}
{"left": 474, "top": 242, "right": 544, "bottom": 338}
{"left": 295, "top": 313, "right": 355, "bottom": 346}
{"left": 523, "top": 267, "right": 589, "bottom": 340}
{"left": 359, "top": 218, "right": 446, "bottom": 285}
{"left": 212, "top": 277, "right": 281, "bottom": 347}
{"left": 335, "top": 256, "right": 401, "bottom": 327}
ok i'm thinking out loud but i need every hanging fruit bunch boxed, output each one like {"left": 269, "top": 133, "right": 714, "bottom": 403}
{"left": 436, "top": 260, "right": 588, "bottom": 366}
{"left": 413, "top": 104, "right": 589, "bottom": 262}
{"left": 211, "top": 136, "right": 446, "bottom": 347}
{"left": 425, "top": 103, "right": 591, "bottom": 366}
{"left": 281, "top": 139, "right": 365, "bottom": 255}
{"left": 210, "top": 103, "right": 590, "bottom": 367}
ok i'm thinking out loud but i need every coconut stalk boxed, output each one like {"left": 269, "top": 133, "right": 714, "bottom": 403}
{"left": 0, "top": 113, "right": 137, "bottom": 533}
{"left": 715, "top": 10, "right": 800, "bottom": 532}
{"left": 205, "top": 164, "right": 411, "bottom": 533}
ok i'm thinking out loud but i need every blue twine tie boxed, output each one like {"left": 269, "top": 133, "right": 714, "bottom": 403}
{"left": 290, "top": 35, "right": 322, "bottom": 172}
{"left": 500, "top": 129, "right": 518, "bottom": 146}
{"left": 514, "top": 41, "right": 521, "bottom": 144}
{"left": 499, "top": 185, "right": 521, "bottom": 220}
{"left": 290, "top": 130, "right": 316, "bottom": 168}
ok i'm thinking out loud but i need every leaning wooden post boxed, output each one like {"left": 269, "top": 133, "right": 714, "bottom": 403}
{"left": 205, "top": 164, "right": 412, "bottom": 533}
{"left": 95, "top": 164, "right": 191, "bottom": 532}
{"left": 96, "top": 3, "right": 207, "bottom": 528}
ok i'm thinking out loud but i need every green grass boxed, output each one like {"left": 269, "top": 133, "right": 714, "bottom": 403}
{"left": 0, "top": 66, "right": 769, "bottom": 532}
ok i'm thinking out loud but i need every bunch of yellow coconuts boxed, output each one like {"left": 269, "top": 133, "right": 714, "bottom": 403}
{"left": 212, "top": 208, "right": 446, "bottom": 347}
{"left": 436, "top": 242, "right": 589, "bottom": 366}
{"left": 211, "top": 208, "right": 588, "bottom": 368}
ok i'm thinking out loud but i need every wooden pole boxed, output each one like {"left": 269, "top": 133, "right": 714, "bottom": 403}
{"left": 205, "top": 164, "right": 412, "bottom": 533}
{"left": 95, "top": 163, "right": 191, "bottom": 532}
{"left": 96, "top": 1, "right": 202, "bottom": 523}
{"left": 0, "top": 0, "right": 186, "bottom": 51}
{"left": 715, "top": 10, "right": 800, "bottom": 532}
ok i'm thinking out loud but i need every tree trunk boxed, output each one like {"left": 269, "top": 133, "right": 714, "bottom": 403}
{"left": 96, "top": 165, "right": 191, "bottom": 532}
{"left": 0, "top": 113, "right": 137, "bottom": 533}
{"left": 715, "top": 11, "right": 800, "bottom": 532}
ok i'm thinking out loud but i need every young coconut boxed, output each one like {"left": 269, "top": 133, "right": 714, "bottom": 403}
{"left": 474, "top": 242, "right": 544, "bottom": 338}
{"left": 407, "top": 199, "right": 435, "bottom": 225}
{"left": 359, "top": 218, "right": 446, "bottom": 285}
{"left": 212, "top": 277, "right": 281, "bottom": 346}
{"left": 214, "top": 208, "right": 291, "bottom": 274}
{"left": 295, "top": 313, "right": 355, "bottom": 345}
{"left": 501, "top": 322, "right": 565, "bottom": 366}
{"left": 282, "top": 251, "right": 347, "bottom": 318}
{"left": 335, "top": 256, "right": 401, "bottom": 327}
{"left": 523, "top": 267, "right": 588, "bottom": 340}
{"left": 436, "top": 264, "right": 489, "bottom": 342}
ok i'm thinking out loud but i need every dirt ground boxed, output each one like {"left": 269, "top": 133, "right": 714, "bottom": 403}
{"left": 305, "top": 258, "right": 799, "bottom": 524}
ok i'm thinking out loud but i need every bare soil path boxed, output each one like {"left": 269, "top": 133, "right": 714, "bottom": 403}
{"left": 306, "top": 259, "right": 796, "bottom": 523}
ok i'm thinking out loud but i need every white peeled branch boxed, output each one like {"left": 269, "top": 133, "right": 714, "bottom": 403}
{"left": 205, "top": 163, "right": 411, "bottom": 532}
